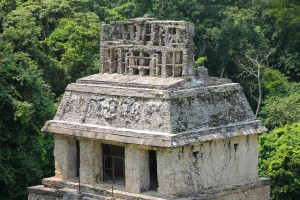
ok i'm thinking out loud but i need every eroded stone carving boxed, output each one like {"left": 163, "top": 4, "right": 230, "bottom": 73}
{"left": 64, "top": 96, "right": 87, "bottom": 117}
{"left": 100, "top": 17, "right": 195, "bottom": 77}
{"left": 120, "top": 97, "right": 141, "bottom": 122}
{"left": 145, "top": 102, "right": 161, "bottom": 116}
{"left": 86, "top": 97, "right": 118, "bottom": 120}
{"left": 62, "top": 94, "right": 153, "bottom": 127}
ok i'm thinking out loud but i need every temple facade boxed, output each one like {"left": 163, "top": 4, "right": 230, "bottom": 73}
{"left": 28, "top": 18, "right": 270, "bottom": 200}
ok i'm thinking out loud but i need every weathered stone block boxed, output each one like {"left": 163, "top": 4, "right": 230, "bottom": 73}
{"left": 54, "top": 135, "right": 77, "bottom": 179}
{"left": 125, "top": 144, "right": 150, "bottom": 193}
{"left": 157, "top": 135, "right": 258, "bottom": 196}
{"left": 80, "top": 139, "right": 102, "bottom": 184}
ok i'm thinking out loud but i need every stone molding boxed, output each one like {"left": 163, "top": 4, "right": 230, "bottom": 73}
{"left": 42, "top": 120, "right": 266, "bottom": 147}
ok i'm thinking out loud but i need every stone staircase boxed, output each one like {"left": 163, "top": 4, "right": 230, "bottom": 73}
{"left": 30, "top": 178, "right": 165, "bottom": 200}
{"left": 81, "top": 192, "right": 106, "bottom": 200}
{"left": 81, "top": 192, "right": 114, "bottom": 200}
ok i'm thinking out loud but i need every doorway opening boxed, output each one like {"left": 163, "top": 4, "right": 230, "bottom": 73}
{"left": 102, "top": 144, "right": 125, "bottom": 185}
{"left": 76, "top": 140, "right": 80, "bottom": 177}
{"left": 149, "top": 150, "right": 158, "bottom": 190}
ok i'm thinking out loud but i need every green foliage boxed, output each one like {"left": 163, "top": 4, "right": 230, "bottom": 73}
{"left": 0, "top": 0, "right": 17, "bottom": 32}
{"left": 207, "top": 4, "right": 270, "bottom": 78}
{"left": 1, "top": 0, "right": 101, "bottom": 96}
{"left": 270, "top": 0, "right": 300, "bottom": 81}
{"left": 2, "top": 7, "right": 41, "bottom": 51}
{"left": 259, "top": 122, "right": 300, "bottom": 199}
{"left": 195, "top": 57, "right": 207, "bottom": 68}
{"left": 262, "top": 68, "right": 289, "bottom": 94}
{"left": 0, "top": 43, "right": 55, "bottom": 199}
{"left": 45, "top": 12, "right": 100, "bottom": 83}
{"left": 259, "top": 82, "right": 300, "bottom": 130}
{"left": 259, "top": 68, "right": 299, "bottom": 199}
{"left": 1, "top": 1, "right": 69, "bottom": 96}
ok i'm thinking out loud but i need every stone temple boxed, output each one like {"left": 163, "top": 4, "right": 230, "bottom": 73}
{"left": 28, "top": 17, "right": 270, "bottom": 199}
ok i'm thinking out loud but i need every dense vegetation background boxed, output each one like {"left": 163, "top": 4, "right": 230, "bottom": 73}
{"left": 0, "top": 0, "right": 299, "bottom": 199}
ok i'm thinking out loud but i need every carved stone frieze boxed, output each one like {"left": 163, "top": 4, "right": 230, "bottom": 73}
{"left": 145, "top": 102, "right": 161, "bottom": 116}
{"left": 60, "top": 92, "right": 168, "bottom": 131}
{"left": 85, "top": 97, "right": 118, "bottom": 121}
{"left": 120, "top": 97, "right": 141, "bottom": 122}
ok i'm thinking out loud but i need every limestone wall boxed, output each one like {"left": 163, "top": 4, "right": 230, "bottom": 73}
{"left": 125, "top": 144, "right": 150, "bottom": 193}
{"left": 28, "top": 185, "right": 83, "bottom": 200}
{"left": 54, "top": 135, "right": 77, "bottom": 179}
{"left": 55, "top": 82, "right": 254, "bottom": 135}
{"left": 80, "top": 139, "right": 102, "bottom": 184}
{"left": 54, "top": 135, "right": 152, "bottom": 193}
{"left": 59, "top": 92, "right": 171, "bottom": 133}
{"left": 28, "top": 193, "right": 57, "bottom": 200}
{"left": 170, "top": 84, "right": 254, "bottom": 133}
{"left": 157, "top": 135, "right": 258, "bottom": 196}
{"left": 27, "top": 185, "right": 61, "bottom": 200}
{"left": 54, "top": 135, "right": 104, "bottom": 183}
{"left": 53, "top": 134, "right": 261, "bottom": 198}
{"left": 212, "top": 184, "right": 270, "bottom": 200}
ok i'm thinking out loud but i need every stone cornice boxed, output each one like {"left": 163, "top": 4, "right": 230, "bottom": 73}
{"left": 42, "top": 120, "right": 266, "bottom": 147}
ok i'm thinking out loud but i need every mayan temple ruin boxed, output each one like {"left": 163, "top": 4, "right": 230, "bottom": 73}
{"left": 28, "top": 17, "right": 271, "bottom": 200}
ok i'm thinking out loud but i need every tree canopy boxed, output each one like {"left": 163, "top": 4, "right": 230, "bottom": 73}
{"left": 0, "top": 42, "right": 55, "bottom": 199}
{"left": 259, "top": 122, "right": 300, "bottom": 200}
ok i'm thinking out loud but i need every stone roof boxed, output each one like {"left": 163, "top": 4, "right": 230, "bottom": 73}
{"left": 42, "top": 73, "right": 266, "bottom": 147}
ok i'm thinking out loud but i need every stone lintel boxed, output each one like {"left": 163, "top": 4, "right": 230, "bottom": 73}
{"left": 42, "top": 120, "right": 266, "bottom": 148}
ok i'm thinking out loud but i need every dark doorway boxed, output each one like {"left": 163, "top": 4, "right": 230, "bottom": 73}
{"left": 76, "top": 140, "right": 80, "bottom": 177}
{"left": 102, "top": 144, "right": 125, "bottom": 185}
{"left": 149, "top": 150, "right": 158, "bottom": 190}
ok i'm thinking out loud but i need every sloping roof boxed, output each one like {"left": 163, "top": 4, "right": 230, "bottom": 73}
{"left": 42, "top": 74, "right": 266, "bottom": 147}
